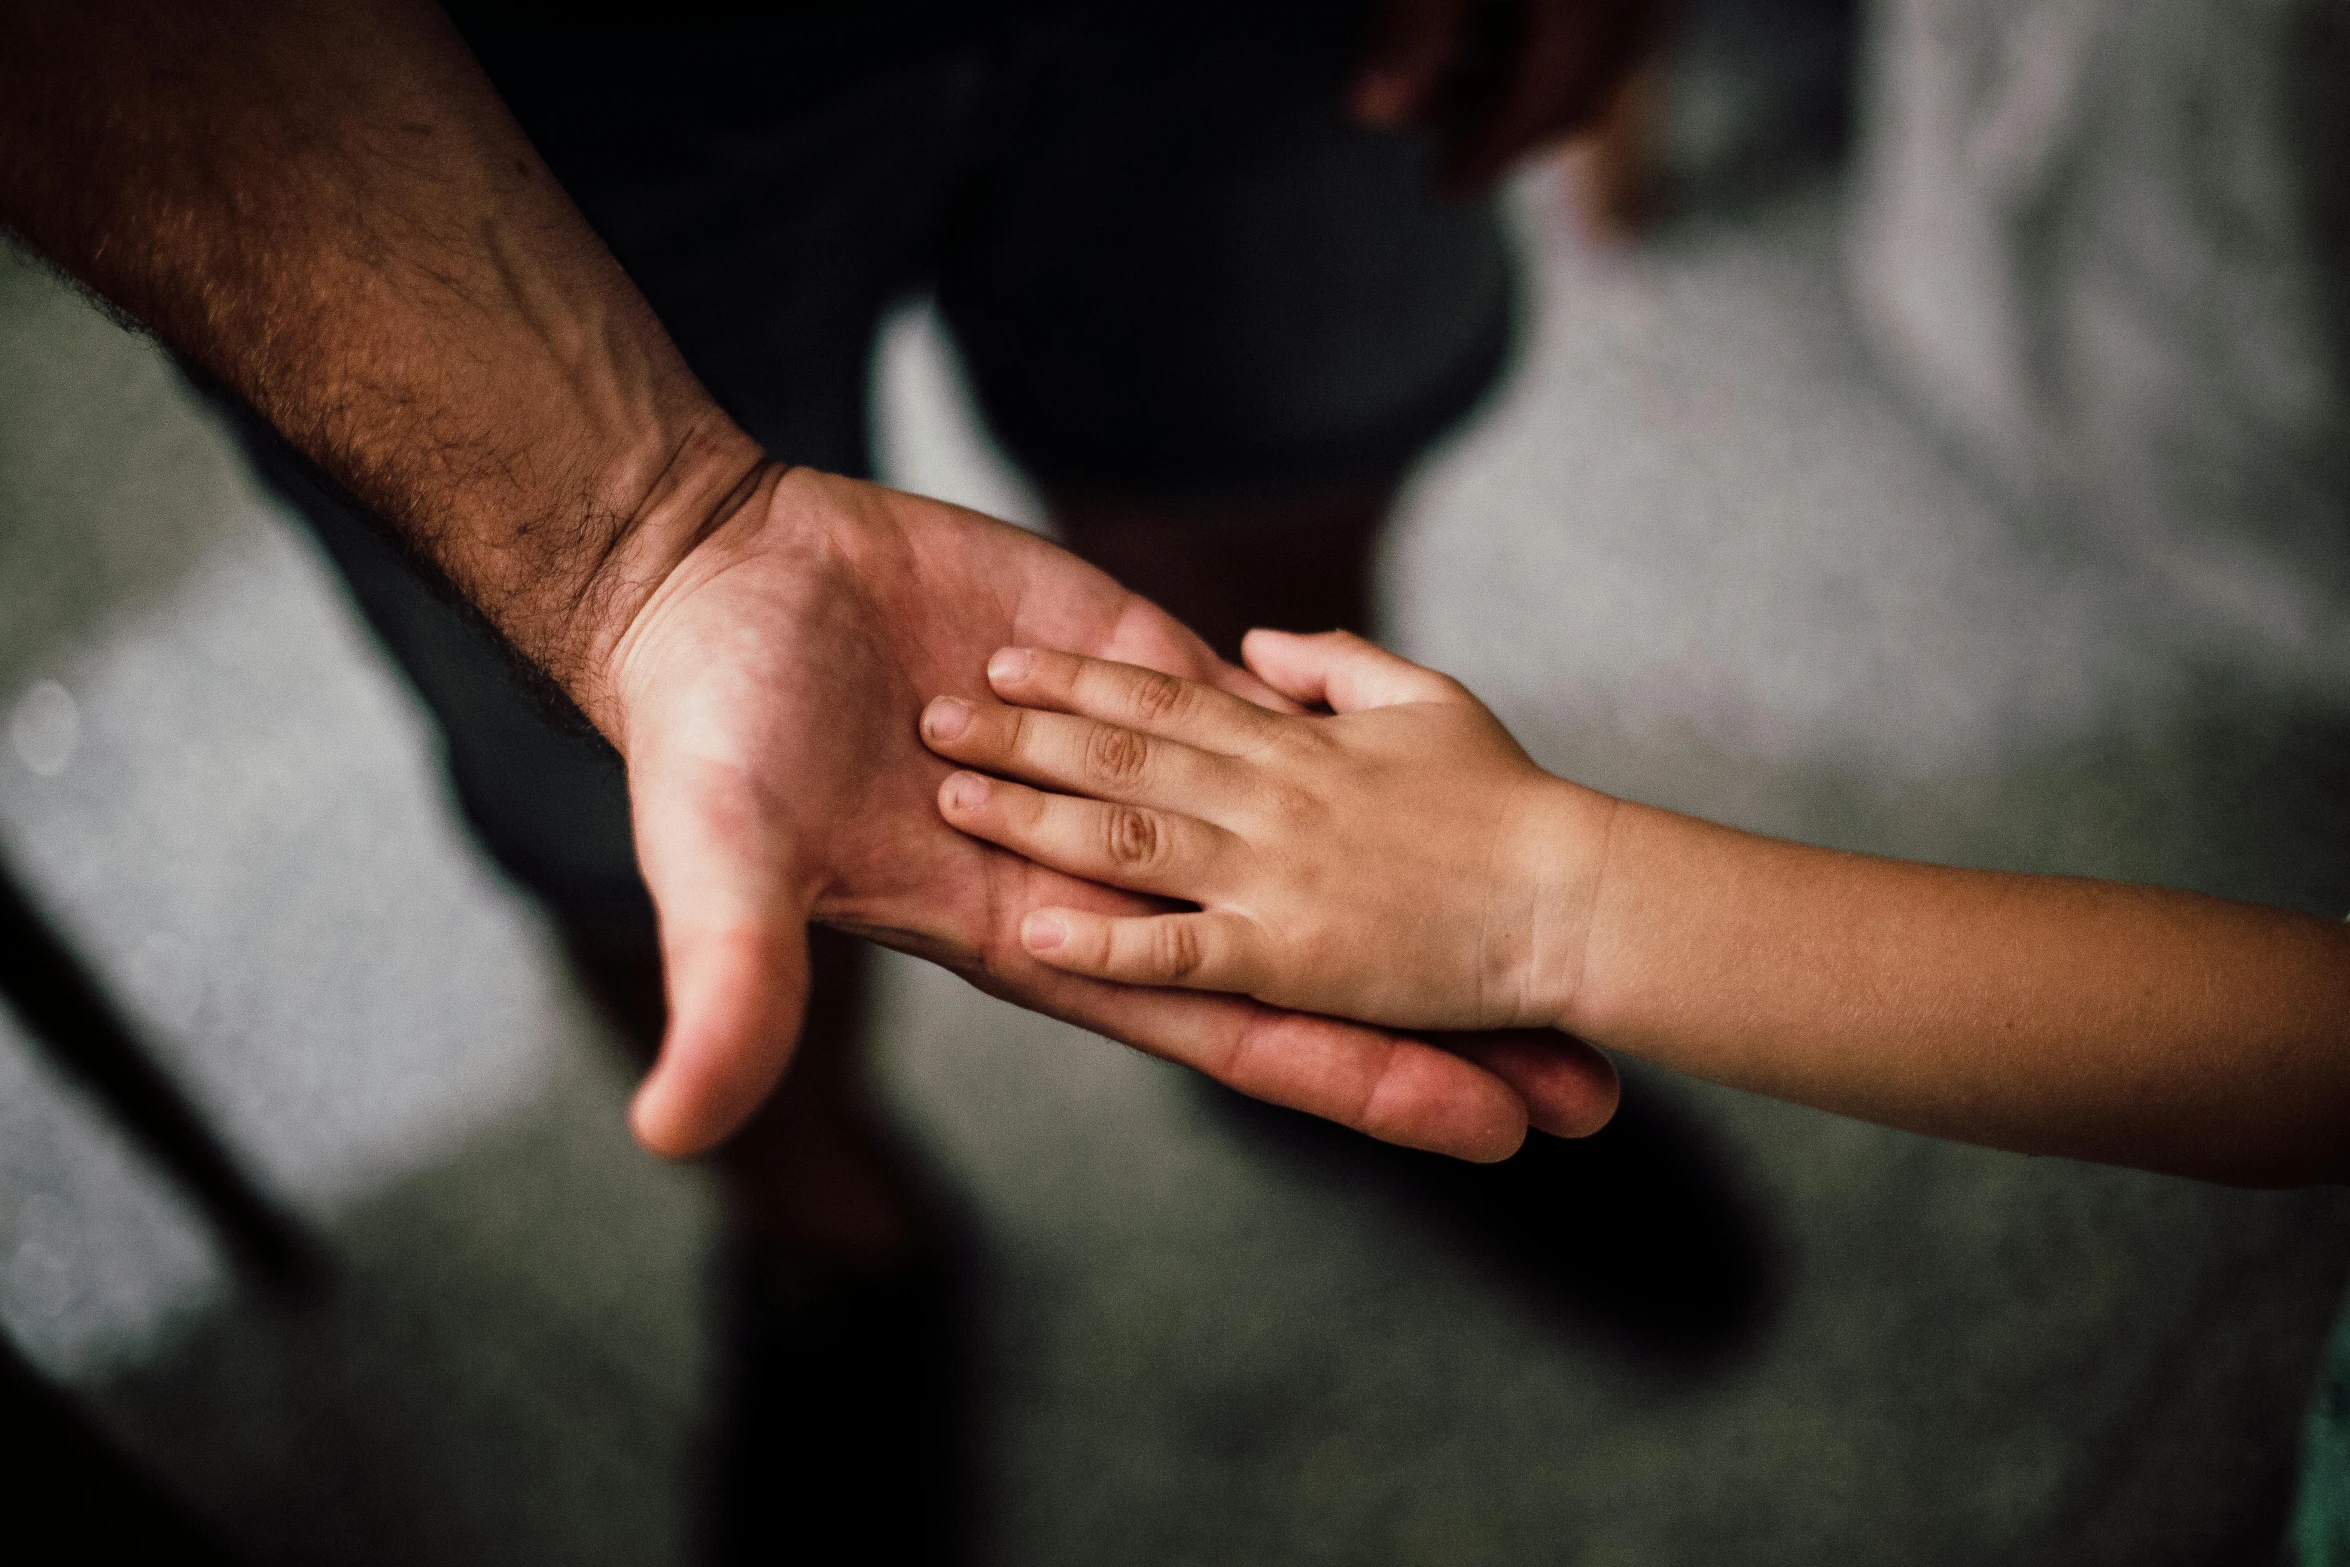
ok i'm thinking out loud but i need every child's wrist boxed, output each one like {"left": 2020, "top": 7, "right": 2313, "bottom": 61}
{"left": 1507, "top": 776, "right": 1622, "bottom": 1033}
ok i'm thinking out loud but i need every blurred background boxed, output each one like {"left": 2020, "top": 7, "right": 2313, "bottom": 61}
{"left": 7, "top": 0, "right": 2350, "bottom": 1561}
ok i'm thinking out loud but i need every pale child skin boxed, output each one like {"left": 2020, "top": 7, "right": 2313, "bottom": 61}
{"left": 921, "top": 630, "right": 2350, "bottom": 1185}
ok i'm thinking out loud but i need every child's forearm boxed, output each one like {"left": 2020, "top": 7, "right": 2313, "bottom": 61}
{"left": 1555, "top": 796, "right": 2350, "bottom": 1186}
{"left": 913, "top": 633, "right": 2350, "bottom": 1177}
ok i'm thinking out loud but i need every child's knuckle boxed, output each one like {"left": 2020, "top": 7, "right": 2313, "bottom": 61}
{"left": 1084, "top": 723, "right": 1151, "bottom": 787}
{"left": 1261, "top": 779, "right": 1317, "bottom": 831}
{"left": 1125, "top": 669, "right": 1193, "bottom": 725}
{"left": 1104, "top": 806, "right": 1164, "bottom": 869}
{"left": 1268, "top": 719, "right": 1326, "bottom": 764}
{"left": 1154, "top": 919, "right": 1207, "bottom": 981}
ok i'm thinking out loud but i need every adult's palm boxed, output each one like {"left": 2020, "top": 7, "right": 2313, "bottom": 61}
{"left": 605, "top": 468, "right": 1618, "bottom": 1162}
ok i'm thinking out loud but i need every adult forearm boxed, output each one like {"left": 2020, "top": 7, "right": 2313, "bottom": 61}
{"left": 1564, "top": 803, "right": 2350, "bottom": 1185}
{"left": 0, "top": 0, "right": 761, "bottom": 728}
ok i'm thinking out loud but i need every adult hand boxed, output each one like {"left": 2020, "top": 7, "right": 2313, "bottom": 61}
{"left": 1354, "top": 0, "right": 1654, "bottom": 193}
{"left": 0, "top": 0, "right": 1619, "bottom": 1163}
{"left": 605, "top": 467, "right": 1621, "bottom": 1162}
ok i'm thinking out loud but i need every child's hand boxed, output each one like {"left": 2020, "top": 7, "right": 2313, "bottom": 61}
{"left": 919, "top": 629, "right": 1615, "bottom": 1035}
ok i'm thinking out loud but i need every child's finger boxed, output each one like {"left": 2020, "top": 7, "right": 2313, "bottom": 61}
{"left": 985, "top": 646, "right": 1280, "bottom": 755}
{"left": 937, "top": 770, "right": 1232, "bottom": 900}
{"left": 1018, "top": 906, "right": 1261, "bottom": 993}
{"left": 922, "top": 693, "right": 1242, "bottom": 811}
{"left": 1240, "top": 629, "right": 1467, "bottom": 714}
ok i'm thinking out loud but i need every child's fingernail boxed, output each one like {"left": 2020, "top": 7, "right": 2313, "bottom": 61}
{"left": 923, "top": 696, "right": 972, "bottom": 741}
{"left": 988, "top": 647, "right": 1034, "bottom": 684}
{"left": 1023, "top": 912, "right": 1068, "bottom": 952}
{"left": 945, "top": 771, "right": 988, "bottom": 810}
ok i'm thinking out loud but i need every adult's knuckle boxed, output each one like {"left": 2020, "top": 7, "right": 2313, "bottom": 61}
{"left": 1084, "top": 723, "right": 1151, "bottom": 788}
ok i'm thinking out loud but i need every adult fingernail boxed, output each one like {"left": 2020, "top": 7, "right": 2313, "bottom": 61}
{"left": 1023, "top": 911, "right": 1067, "bottom": 952}
{"left": 924, "top": 696, "right": 972, "bottom": 741}
{"left": 988, "top": 647, "right": 1033, "bottom": 684}
{"left": 945, "top": 771, "right": 988, "bottom": 810}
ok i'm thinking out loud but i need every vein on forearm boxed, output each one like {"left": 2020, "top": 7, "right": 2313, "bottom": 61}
{"left": 0, "top": 0, "right": 749, "bottom": 707}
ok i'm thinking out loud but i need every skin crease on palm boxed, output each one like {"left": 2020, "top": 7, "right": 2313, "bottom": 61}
{"left": 606, "top": 469, "right": 1623, "bottom": 1164}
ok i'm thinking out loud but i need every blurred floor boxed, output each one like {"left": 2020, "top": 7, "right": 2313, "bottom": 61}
{"left": 0, "top": 238, "right": 717, "bottom": 1563}
{"left": 6, "top": 126, "right": 2350, "bottom": 1567}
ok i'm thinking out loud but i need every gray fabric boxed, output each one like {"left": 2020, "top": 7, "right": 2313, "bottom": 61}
{"left": 1851, "top": 10, "right": 2350, "bottom": 1561}
{"left": 1850, "top": 0, "right": 2350, "bottom": 685}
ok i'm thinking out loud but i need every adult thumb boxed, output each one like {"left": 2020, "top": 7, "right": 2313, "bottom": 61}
{"left": 623, "top": 760, "right": 817, "bottom": 1159}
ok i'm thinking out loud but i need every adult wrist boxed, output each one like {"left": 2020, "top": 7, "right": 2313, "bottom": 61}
{"left": 533, "top": 413, "right": 775, "bottom": 742}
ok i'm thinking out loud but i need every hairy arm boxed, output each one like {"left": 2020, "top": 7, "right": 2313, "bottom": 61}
{"left": 0, "top": 0, "right": 752, "bottom": 723}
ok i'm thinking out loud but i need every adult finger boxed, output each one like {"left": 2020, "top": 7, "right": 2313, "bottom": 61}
{"left": 1354, "top": 0, "right": 1481, "bottom": 125}
{"left": 1239, "top": 628, "right": 1467, "bottom": 714}
{"left": 827, "top": 816, "right": 1531, "bottom": 1161}
{"left": 986, "top": 646, "right": 1282, "bottom": 755}
{"left": 936, "top": 769, "right": 1237, "bottom": 900}
{"left": 954, "top": 919, "right": 1530, "bottom": 1163}
{"left": 624, "top": 752, "right": 818, "bottom": 1159}
{"left": 1442, "top": 1029, "right": 1621, "bottom": 1138}
{"left": 921, "top": 693, "right": 1240, "bottom": 810}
